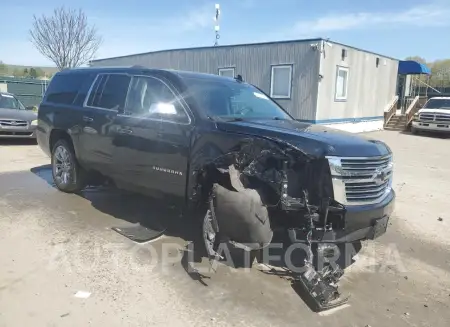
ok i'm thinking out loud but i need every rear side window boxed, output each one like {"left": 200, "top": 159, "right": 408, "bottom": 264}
{"left": 45, "top": 73, "right": 88, "bottom": 105}
{"left": 86, "top": 74, "right": 131, "bottom": 110}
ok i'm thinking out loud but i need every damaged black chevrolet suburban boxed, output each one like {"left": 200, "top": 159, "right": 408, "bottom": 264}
{"left": 37, "top": 67, "right": 395, "bottom": 310}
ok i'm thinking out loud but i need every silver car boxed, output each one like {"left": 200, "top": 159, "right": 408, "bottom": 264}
{"left": 0, "top": 92, "right": 38, "bottom": 139}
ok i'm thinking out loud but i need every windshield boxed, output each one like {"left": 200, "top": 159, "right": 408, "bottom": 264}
{"left": 423, "top": 99, "right": 450, "bottom": 110}
{"left": 184, "top": 78, "right": 292, "bottom": 120}
{"left": 0, "top": 94, "right": 26, "bottom": 110}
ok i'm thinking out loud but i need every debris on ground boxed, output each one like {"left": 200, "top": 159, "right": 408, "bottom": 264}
{"left": 74, "top": 291, "right": 91, "bottom": 299}
{"left": 438, "top": 217, "right": 443, "bottom": 222}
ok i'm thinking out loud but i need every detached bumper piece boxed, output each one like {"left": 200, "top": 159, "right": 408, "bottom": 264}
{"left": 294, "top": 263, "right": 349, "bottom": 311}
{"left": 289, "top": 192, "right": 349, "bottom": 312}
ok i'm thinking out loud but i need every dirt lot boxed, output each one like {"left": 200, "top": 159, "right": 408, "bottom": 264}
{"left": 0, "top": 131, "right": 449, "bottom": 327}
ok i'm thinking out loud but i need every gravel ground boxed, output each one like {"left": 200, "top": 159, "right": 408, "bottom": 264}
{"left": 0, "top": 131, "right": 449, "bottom": 327}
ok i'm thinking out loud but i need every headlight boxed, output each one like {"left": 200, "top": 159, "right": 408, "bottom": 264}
{"left": 30, "top": 120, "right": 38, "bottom": 126}
{"left": 413, "top": 113, "right": 419, "bottom": 121}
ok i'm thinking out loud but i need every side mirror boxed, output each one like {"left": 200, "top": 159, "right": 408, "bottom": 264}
{"left": 146, "top": 102, "right": 189, "bottom": 123}
{"left": 149, "top": 102, "right": 177, "bottom": 115}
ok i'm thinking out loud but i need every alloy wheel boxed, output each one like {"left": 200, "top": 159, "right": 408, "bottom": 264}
{"left": 53, "top": 145, "right": 75, "bottom": 186}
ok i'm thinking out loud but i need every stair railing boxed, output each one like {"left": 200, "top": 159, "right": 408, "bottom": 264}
{"left": 405, "top": 96, "right": 424, "bottom": 126}
{"left": 384, "top": 95, "right": 399, "bottom": 127}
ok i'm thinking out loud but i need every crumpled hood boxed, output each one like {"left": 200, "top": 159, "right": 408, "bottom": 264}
{"left": 0, "top": 108, "right": 37, "bottom": 121}
{"left": 216, "top": 119, "right": 391, "bottom": 158}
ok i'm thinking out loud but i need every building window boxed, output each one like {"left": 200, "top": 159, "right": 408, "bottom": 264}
{"left": 335, "top": 66, "right": 349, "bottom": 101}
{"left": 218, "top": 67, "right": 235, "bottom": 78}
{"left": 270, "top": 65, "right": 292, "bottom": 99}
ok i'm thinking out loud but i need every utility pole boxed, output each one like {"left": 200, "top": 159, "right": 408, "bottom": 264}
{"left": 214, "top": 4, "right": 220, "bottom": 46}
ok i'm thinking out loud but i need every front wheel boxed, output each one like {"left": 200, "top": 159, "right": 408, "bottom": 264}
{"left": 411, "top": 127, "right": 419, "bottom": 135}
{"left": 51, "top": 139, "right": 87, "bottom": 193}
{"left": 202, "top": 208, "right": 221, "bottom": 259}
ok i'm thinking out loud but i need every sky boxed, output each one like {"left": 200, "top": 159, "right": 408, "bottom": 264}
{"left": 1, "top": 0, "right": 449, "bottom": 67}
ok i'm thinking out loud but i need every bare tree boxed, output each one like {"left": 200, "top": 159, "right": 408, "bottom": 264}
{"left": 30, "top": 7, "right": 102, "bottom": 70}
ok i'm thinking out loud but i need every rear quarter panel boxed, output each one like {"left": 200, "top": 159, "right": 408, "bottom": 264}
{"left": 37, "top": 72, "right": 97, "bottom": 158}
{"left": 37, "top": 103, "right": 84, "bottom": 157}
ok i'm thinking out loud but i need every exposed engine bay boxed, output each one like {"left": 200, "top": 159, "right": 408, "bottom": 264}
{"left": 194, "top": 138, "right": 351, "bottom": 311}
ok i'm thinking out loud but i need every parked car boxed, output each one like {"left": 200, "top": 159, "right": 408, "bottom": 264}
{"left": 36, "top": 66, "right": 395, "bottom": 310}
{"left": 0, "top": 92, "right": 38, "bottom": 139}
{"left": 412, "top": 97, "right": 450, "bottom": 134}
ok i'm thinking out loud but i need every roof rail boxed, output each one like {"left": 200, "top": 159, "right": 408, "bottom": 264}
{"left": 131, "top": 65, "right": 147, "bottom": 69}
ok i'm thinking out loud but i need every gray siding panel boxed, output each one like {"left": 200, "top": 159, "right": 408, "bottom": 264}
{"left": 316, "top": 45, "right": 398, "bottom": 122}
{"left": 91, "top": 42, "right": 320, "bottom": 120}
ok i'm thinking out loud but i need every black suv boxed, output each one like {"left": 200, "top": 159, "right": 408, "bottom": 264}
{"left": 37, "top": 66, "right": 395, "bottom": 308}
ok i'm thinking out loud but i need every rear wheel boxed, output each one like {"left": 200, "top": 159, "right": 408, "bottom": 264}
{"left": 51, "top": 139, "right": 87, "bottom": 193}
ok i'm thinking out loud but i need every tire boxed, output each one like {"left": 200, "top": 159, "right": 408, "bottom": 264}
{"left": 51, "top": 139, "right": 87, "bottom": 193}
{"left": 202, "top": 204, "right": 221, "bottom": 259}
{"left": 411, "top": 127, "right": 418, "bottom": 135}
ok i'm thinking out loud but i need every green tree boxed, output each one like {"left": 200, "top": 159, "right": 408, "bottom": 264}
{"left": 0, "top": 61, "right": 6, "bottom": 75}
{"left": 34, "top": 67, "right": 45, "bottom": 77}
{"left": 405, "top": 56, "right": 427, "bottom": 64}
{"left": 429, "top": 59, "right": 450, "bottom": 88}
{"left": 29, "top": 67, "right": 38, "bottom": 78}
{"left": 23, "top": 68, "right": 29, "bottom": 77}
{"left": 13, "top": 68, "right": 24, "bottom": 77}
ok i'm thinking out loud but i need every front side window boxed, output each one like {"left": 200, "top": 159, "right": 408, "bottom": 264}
{"left": 125, "top": 76, "right": 189, "bottom": 123}
{"left": 86, "top": 74, "right": 131, "bottom": 110}
{"left": 185, "top": 78, "right": 292, "bottom": 121}
{"left": 0, "top": 94, "right": 25, "bottom": 110}
{"left": 218, "top": 68, "right": 235, "bottom": 78}
{"left": 270, "top": 65, "right": 292, "bottom": 99}
{"left": 335, "top": 66, "right": 349, "bottom": 101}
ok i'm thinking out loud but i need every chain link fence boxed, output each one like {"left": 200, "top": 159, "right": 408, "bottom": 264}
{"left": 0, "top": 76, "right": 49, "bottom": 107}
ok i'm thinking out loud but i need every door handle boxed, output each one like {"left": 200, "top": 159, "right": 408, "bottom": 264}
{"left": 83, "top": 116, "right": 94, "bottom": 123}
{"left": 117, "top": 128, "right": 133, "bottom": 135}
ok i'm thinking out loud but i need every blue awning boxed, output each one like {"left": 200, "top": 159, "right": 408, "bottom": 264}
{"left": 398, "top": 60, "right": 431, "bottom": 75}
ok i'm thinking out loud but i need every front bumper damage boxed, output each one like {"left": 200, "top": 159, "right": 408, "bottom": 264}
{"left": 194, "top": 137, "right": 395, "bottom": 312}
{"left": 288, "top": 190, "right": 395, "bottom": 244}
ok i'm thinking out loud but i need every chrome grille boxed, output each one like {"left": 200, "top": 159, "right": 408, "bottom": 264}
{"left": 419, "top": 113, "right": 450, "bottom": 123}
{"left": 435, "top": 114, "right": 450, "bottom": 123}
{"left": 0, "top": 119, "right": 28, "bottom": 127}
{"left": 327, "top": 155, "right": 393, "bottom": 205}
